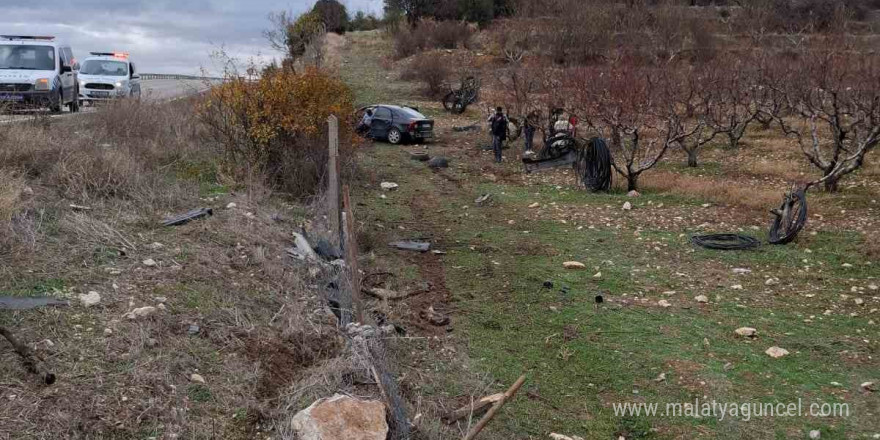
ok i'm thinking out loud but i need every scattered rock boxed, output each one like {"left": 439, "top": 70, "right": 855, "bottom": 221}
{"left": 291, "top": 394, "right": 388, "bottom": 440}
{"left": 78, "top": 291, "right": 101, "bottom": 307}
{"left": 732, "top": 268, "right": 752, "bottom": 275}
{"left": 563, "top": 261, "right": 586, "bottom": 270}
{"left": 475, "top": 194, "right": 492, "bottom": 206}
{"left": 810, "top": 430, "right": 821, "bottom": 439}
{"left": 654, "top": 372, "right": 666, "bottom": 382}
{"left": 126, "top": 306, "right": 157, "bottom": 320}
{"left": 731, "top": 284, "right": 743, "bottom": 290}
{"left": 842, "top": 263, "right": 853, "bottom": 268}
{"left": 103, "top": 328, "right": 113, "bottom": 336}
{"left": 380, "top": 182, "right": 399, "bottom": 191}
{"left": 855, "top": 298, "right": 865, "bottom": 306}
{"left": 421, "top": 307, "right": 450, "bottom": 326}
{"left": 389, "top": 241, "right": 430, "bottom": 252}
{"left": 147, "top": 242, "right": 164, "bottom": 250}
{"left": 427, "top": 157, "right": 449, "bottom": 168}
{"left": 694, "top": 295, "right": 709, "bottom": 303}
{"left": 658, "top": 300, "right": 672, "bottom": 308}
{"left": 142, "top": 259, "right": 157, "bottom": 267}
{"left": 765, "top": 346, "right": 790, "bottom": 358}
{"left": 550, "top": 434, "right": 585, "bottom": 440}
{"left": 735, "top": 327, "right": 757, "bottom": 338}
{"left": 188, "top": 324, "right": 201, "bottom": 335}
{"left": 765, "top": 278, "right": 780, "bottom": 286}
{"left": 593, "top": 272, "right": 602, "bottom": 278}
{"left": 190, "top": 373, "right": 206, "bottom": 384}
{"left": 622, "top": 202, "right": 632, "bottom": 211}
{"left": 626, "top": 190, "right": 641, "bottom": 198}
{"left": 862, "top": 381, "right": 876, "bottom": 392}
{"left": 226, "top": 202, "right": 237, "bottom": 209}
{"left": 146, "top": 338, "right": 159, "bottom": 348}
{"left": 292, "top": 232, "right": 319, "bottom": 260}
{"left": 528, "top": 202, "right": 540, "bottom": 208}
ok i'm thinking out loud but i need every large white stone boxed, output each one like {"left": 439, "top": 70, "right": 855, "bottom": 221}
{"left": 291, "top": 394, "right": 388, "bottom": 440}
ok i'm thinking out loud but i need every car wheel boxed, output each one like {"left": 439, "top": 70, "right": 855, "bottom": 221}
{"left": 48, "top": 90, "right": 63, "bottom": 113}
{"left": 387, "top": 128, "right": 402, "bottom": 145}
{"left": 68, "top": 88, "right": 80, "bottom": 113}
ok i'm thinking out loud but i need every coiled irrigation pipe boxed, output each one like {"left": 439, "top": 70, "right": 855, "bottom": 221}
{"left": 690, "top": 234, "right": 762, "bottom": 250}
{"left": 575, "top": 137, "right": 613, "bottom": 192}
{"left": 768, "top": 188, "right": 807, "bottom": 245}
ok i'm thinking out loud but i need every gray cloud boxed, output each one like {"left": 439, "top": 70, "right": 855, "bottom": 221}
{"left": 2, "top": 0, "right": 383, "bottom": 75}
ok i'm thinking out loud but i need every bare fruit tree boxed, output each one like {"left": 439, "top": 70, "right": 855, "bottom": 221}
{"left": 574, "top": 66, "right": 701, "bottom": 191}
{"left": 772, "top": 54, "right": 880, "bottom": 192}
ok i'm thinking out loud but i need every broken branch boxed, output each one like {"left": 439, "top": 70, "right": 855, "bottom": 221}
{"left": 462, "top": 375, "right": 527, "bottom": 440}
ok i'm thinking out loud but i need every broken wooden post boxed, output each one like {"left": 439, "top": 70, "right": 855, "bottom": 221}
{"left": 463, "top": 375, "right": 527, "bottom": 440}
{"left": 343, "top": 185, "right": 363, "bottom": 323}
{"left": 327, "top": 115, "right": 342, "bottom": 248}
{"left": 0, "top": 325, "right": 55, "bottom": 385}
{"left": 443, "top": 393, "right": 505, "bottom": 424}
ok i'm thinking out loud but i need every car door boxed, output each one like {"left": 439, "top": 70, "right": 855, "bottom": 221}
{"left": 129, "top": 62, "right": 141, "bottom": 96}
{"left": 370, "top": 107, "right": 392, "bottom": 139}
{"left": 58, "top": 47, "right": 74, "bottom": 102}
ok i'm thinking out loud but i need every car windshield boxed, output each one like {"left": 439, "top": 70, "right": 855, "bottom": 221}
{"left": 80, "top": 60, "right": 128, "bottom": 76}
{"left": 0, "top": 44, "right": 55, "bottom": 70}
{"left": 397, "top": 107, "right": 426, "bottom": 119}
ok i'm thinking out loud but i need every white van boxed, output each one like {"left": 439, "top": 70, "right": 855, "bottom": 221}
{"left": 0, "top": 35, "right": 80, "bottom": 112}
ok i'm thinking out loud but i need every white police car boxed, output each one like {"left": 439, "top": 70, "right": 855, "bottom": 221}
{"left": 0, "top": 35, "right": 79, "bottom": 112}
{"left": 78, "top": 52, "right": 141, "bottom": 104}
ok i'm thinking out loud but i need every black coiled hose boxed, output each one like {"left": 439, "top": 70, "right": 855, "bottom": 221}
{"left": 575, "top": 137, "right": 613, "bottom": 192}
{"left": 690, "top": 234, "right": 762, "bottom": 250}
{"left": 768, "top": 188, "right": 807, "bottom": 245}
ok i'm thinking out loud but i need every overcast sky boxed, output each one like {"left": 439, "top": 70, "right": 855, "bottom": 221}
{"left": 2, "top": 0, "right": 383, "bottom": 75}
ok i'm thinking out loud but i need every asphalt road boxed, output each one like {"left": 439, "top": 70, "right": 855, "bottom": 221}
{"left": 0, "top": 79, "right": 212, "bottom": 124}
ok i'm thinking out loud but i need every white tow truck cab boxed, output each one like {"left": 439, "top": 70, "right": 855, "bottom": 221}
{"left": 78, "top": 52, "right": 141, "bottom": 104}
{"left": 0, "top": 35, "right": 80, "bottom": 112}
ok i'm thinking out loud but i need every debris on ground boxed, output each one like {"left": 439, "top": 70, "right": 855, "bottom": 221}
{"left": 861, "top": 381, "right": 876, "bottom": 392}
{"left": 453, "top": 124, "right": 480, "bottom": 132}
{"left": 626, "top": 190, "right": 641, "bottom": 198}
{"left": 622, "top": 202, "right": 632, "bottom": 211}
{"left": 421, "top": 306, "right": 450, "bottom": 326}
{"left": 126, "top": 306, "right": 157, "bottom": 320}
{"left": 78, "top": 291, "right": 101, "bottom": 307}
{"left": 733, "top": 268, "right": 752, "bottom": 275}
{"left": 0, "top": 296, "right": 69, "bottom": 310}
{"left": 142, "top": 258, "right": 157, "bottom": 267}
{"left": 289, "top": 232, "right": 319, "bottom": 260}
{"left": 735, "top": 327, "right": 757, "bottom": 337}
{"left": 809, "top": 431, "right": 821, "bottom": 440}
{"left": 528, "top": 202, "right": 540, "bottom": 208}
{"left": 444, "top": 393, "right": 505, "bottom": 424}
{"left": 462, "top": 375, "right": 527, "bottom": 440}
{"left": 389, "top": 241, "right": 431, "bottom": 252}
{"left": 765, "top": 346, "right": 790, "bottom": 358}
{"left": 563, "top": 261, "right": 586, "bottom": 270}
{"left": 410, "top": 151, "right": 430, "bottom": 161}
{"left": 475, "top": 194, "right": 493, "bottom": 206}
{"left": 380, "top": 182, "right": 399, "bottom": 191}
{"left": 315, "top": 238, "right": 343, "bottom": 261}
{"left": 550, "top": 434, "right": 585, "bottom": 440}
{"left": 291, "top": 394, "right": 388, "bottom": 440}
{"left": 162, "top": 208, "right": 213, "bottom": 227}
{"left": 694, "top": 295, "right": 709, "bottom": 303}
{"left": 428, "top": 157, "right": 449, "bottom": 168}
{"left": 658, "top": 299, "right": 672, "bottom": 308}
{"left": 226, "top": 202, "right": 237, "bottom": 209}
{"left": 69, "top": 204, "right": 92, "bottom": 211}
{"left": 189, "top": 373, "right": 206, "bottom": 383}
{"left": 654, "top": 372, "right": 667, "bottom": 382}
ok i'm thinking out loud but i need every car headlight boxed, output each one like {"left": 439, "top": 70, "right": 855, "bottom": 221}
{"left": 79, "top": 80, "right": 86, "bottom": 88}
{"left": 115, "top": 82, "right": 123, "bottom": 88}
{"left": 34, "top": 78, "right": 51, "bottom": 91}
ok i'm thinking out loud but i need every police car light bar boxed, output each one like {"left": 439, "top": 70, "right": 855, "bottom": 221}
{"left": 1, "top": 35, "right": 56, "bottom": 41}
{"left": 90, "top": 52, "right": 129, "bottom": 58}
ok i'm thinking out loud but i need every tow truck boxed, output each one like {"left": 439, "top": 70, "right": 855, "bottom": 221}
{"left": 78, "top": 52, "right": 141, "bottom": 104}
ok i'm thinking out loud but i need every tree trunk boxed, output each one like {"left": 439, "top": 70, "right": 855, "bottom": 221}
{"left": 627, "top": 173, "right": 639, "bottom": 192}
{"left": 824, "top": 175, "right": 840, "bottom": 192}
{"left": 728, "top": 133, "right": 740, "bottom": 150}
{"left": 686, "top": 149, "right": 698, "bottom": 167}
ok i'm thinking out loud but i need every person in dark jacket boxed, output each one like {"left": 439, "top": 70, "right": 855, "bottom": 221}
{"left": 488, "top": 107, "right": 508, "bottom": 163}
{"left": 523, "top": 110, "right": 538, "bottom": 156}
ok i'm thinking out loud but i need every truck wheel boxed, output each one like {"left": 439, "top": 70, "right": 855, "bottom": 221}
{"left": 68, "top": 88, "right": 80, "bottom": 113}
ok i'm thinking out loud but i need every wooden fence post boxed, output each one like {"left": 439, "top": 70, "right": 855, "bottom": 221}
{"left": 343, "top": 185, "right": 363, "bottom": 323}
{"left": 327, "top": 115, "right": 342, "bottom": 247}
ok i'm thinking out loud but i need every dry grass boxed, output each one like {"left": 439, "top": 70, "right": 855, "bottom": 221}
{"left": 640, "top": 170, "right": 780, "bottom": 211}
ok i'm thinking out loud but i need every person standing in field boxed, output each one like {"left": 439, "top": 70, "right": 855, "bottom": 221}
{"left": 523, "top": 110, "right": 538, "bottom": 156}
{"left": 488, "top": 107, "right": 508, "bottom": 163}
